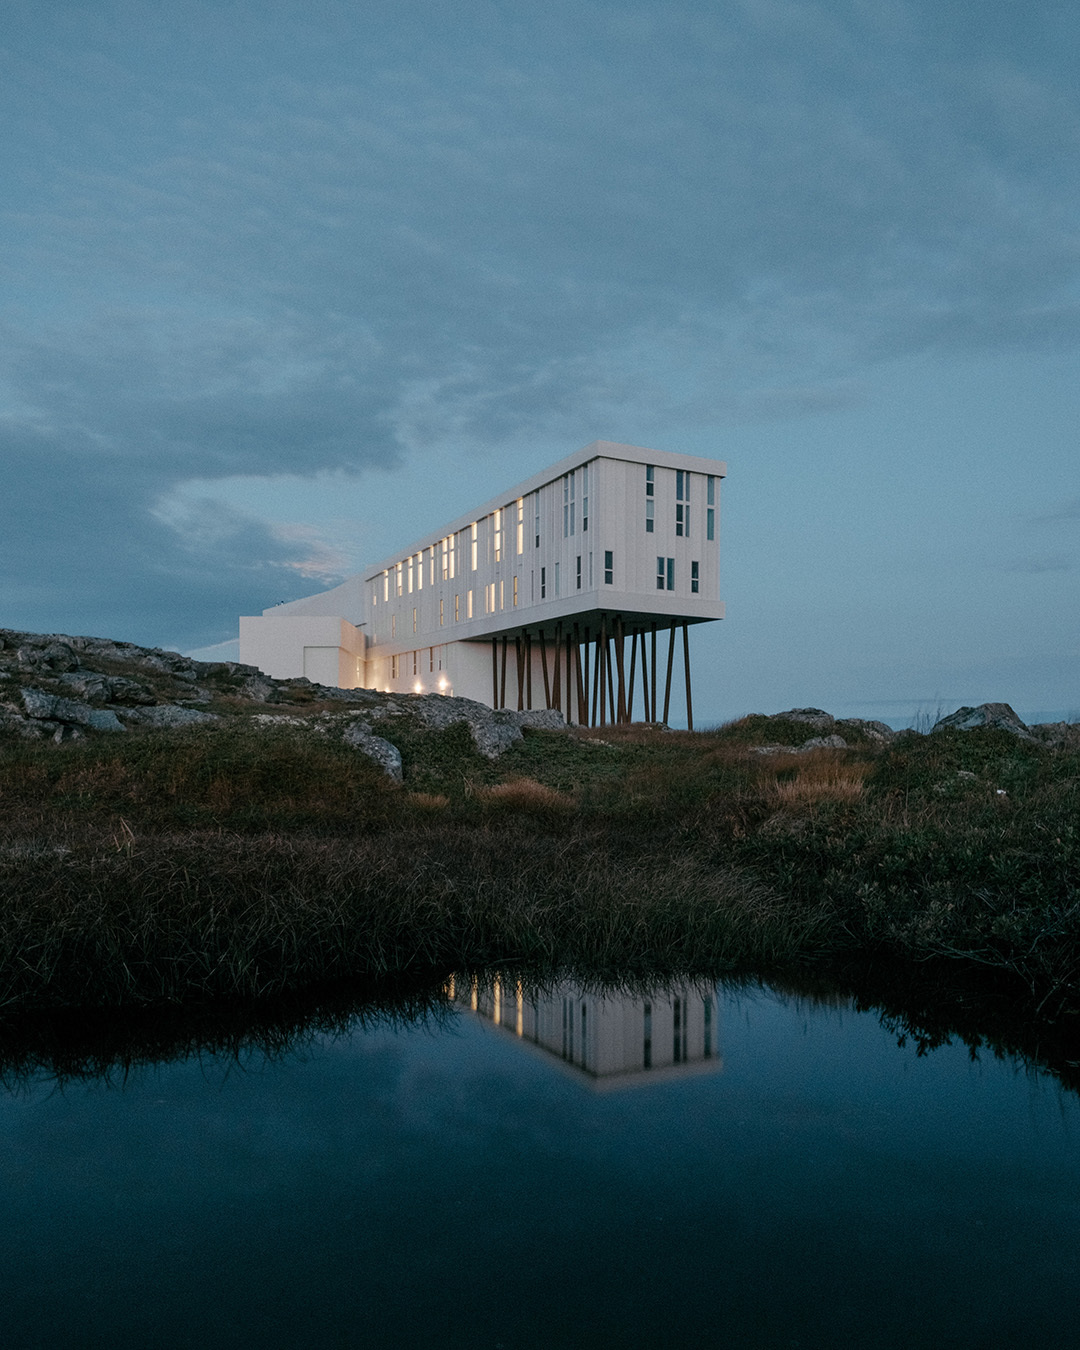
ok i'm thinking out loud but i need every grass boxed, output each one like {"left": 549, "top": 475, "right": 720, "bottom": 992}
{"left": 0, "top": 717, "right": 1077, "bottom": 1022}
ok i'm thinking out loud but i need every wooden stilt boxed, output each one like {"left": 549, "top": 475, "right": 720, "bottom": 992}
{"left": 682, "top": 622, "right": 693, "bottom": 731}
{"left": 640, "top": 628, "right": 649, "bottom": 724}
{"left": 552, "top": 622, "right": 562, "bottom": 715}
{"left": 627, "top": 629, "right": 637, "bottom": 722}
{"left": 491, "top": 637, "right": 499, "bottom": 709}
{"left": 595, "top": 619, "right": 606, "bottom": 726}
{"left": 651, "top": 624, "right": 658, "bottom": 722}
{"left": 573, "top": 625, "right": 586, "bottom": 726}
{"left": 500, "top": 635, "right": 508, "bottom": 711}
{"left": 540, "top": 629, "right": 551, "bottom": 709}
{"left": 591, "top": 626, "right": 600, "bottom": 727}
{"left": 606, "top": 632, "right": 616, "bottom": 723}
{"left": 525, "top": 631, "right": 533, "bottom": 710}
{"left": 662, "top": 622, "right": 676, "bottom": 726}
{"left": 515, "top": 635, "right": 524, "bottom": 711}
{"left": 615, "top": 616, "right": 627, "bottom": 723}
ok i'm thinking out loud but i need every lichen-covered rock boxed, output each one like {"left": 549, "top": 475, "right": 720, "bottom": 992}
{"left": 118, "top": 705, "right": 219, "bottom": 729}
{"left": 341, "top": 721, "right": 404, "bottom": 782}
{"left": 932, "top": 703, "right": 1036, "bottom": 741}
{"left": 20, "top": 688, "right": 125, "bottom": 732}
{"left": 798, "top": 734, "right": 849, "bottom": 751}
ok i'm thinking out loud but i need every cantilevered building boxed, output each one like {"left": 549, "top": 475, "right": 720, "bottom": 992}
{"left": 239, "top": 441, "right": 725, "bottom": 727}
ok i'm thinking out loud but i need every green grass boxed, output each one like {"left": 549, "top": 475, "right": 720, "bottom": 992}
{"left": 0, "top": 718, "right": 1077, "bottom": 1019}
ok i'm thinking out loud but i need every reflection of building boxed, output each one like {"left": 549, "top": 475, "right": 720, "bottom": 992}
{"left": 239, "top": 441, "right": 725, "bottom": 727}
{"left": 456, "top": 975, "right": 722, "bottom": 1089}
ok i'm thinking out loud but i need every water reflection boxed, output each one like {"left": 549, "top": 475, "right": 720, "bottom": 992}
{"left": 458, "top": 974, "right": 723, "bottom": 1087}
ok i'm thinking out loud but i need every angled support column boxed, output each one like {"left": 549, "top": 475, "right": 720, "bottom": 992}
{"left": 500, "top": 635, "right": 508, "bottom": 711}
{"left": 491, "top": 638, "right": 499, "bottom": 709}
{"left": 614, "top": 616, "right": 627, "bottom": 724}
{"left": 525, "top": 631, "right": 533, "bottom": 710}
{"left": 515, "top": 635, "right": 525, "bottom": 711}
{"left": 627, "top": 629, "right": 638, "bottom": 722}
{"left": 552, "top": 622, "right": 562, "bottom": 715}
{"left": 682, "top": 622, "right": 693, "bottom": 732}
{"left": 650, "top": 624, "right": 658, "bottom": 722}
{"left": 539, "top": 629, "right": 551, "bottom": 709}
{"left": 662, "top": 622, "right": 676, "bottom": 727}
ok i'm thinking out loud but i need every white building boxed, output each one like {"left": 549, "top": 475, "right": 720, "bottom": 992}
{"left": 239, "top": 440, "right": 725, "bottom": 727}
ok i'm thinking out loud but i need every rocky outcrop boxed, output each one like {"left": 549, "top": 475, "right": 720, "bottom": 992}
{"left": 0, "top": 626, "right": 569, "bottom": 778}
{"left": 932, "top": 703, "right": 1036, "bottom": 741}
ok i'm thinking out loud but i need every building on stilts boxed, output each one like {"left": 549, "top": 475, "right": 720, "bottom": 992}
{"left": 238, "top": 441, "right": 725, "bottom": 728}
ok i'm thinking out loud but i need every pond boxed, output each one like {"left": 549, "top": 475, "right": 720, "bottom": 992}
{"left": 1, "top": 976, "right": 1078, "bottom": 1349}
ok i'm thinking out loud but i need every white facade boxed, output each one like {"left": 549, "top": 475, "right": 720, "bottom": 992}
{"left": 239, "top": 441, "right": 725, "bottom": 726}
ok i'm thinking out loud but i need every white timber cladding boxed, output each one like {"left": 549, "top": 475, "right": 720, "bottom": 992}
{"left": 238, "top": 441, "right": 725, "bottom": 710}
{"left": 364, "top": 442, "right": 724, "bottom": 652}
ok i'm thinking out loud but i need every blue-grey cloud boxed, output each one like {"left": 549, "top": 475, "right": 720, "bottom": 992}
{"left": 2, "top": 0, "right": 1079, "bottom": 647}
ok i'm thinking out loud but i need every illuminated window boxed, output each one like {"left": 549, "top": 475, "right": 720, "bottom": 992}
{"left": 391, "top": 654, "right": 399, "bottom": 680}
{"left": 449, "top": 534, "right": 456, "bottom": 579}
{"left": 494, "top": 509, "right": 502, "bottom": 562}
{"left": 499, "top": 579, "right": 504, "bottom": 610}
{"left": 513, "top": 575, "right": 518, "bottom": 606}
{"left": 691, "top": 561, "right": 699, "bottom": 594}
{"left": 470, "top": 522, "right": 478, "bottom": 571}
{"left": 407, "top": 556, "right": 413, "bottom": 593}
{"left": 415, "top": 551, "right": 423, "bottom": 590}
{"left": 412, "top": 650, "right": 418, "bottom": 676}
{"left": 441, "top": 538, "right": 449, "bottom": 581}
{"left": 391, "top": 614, "right": 396, "bottom": 637}
{"left": 383, "top": 570, "right": 390, "bottom": 602}
{"left": 454, "top": 594, "right": 460, "bottom": 622}
{"left": 439, "top": 598, "right": 444, "bottom": 627}
{"left": 396, "top": 562, "right": 403, "bottom": 596}
{"left": 429, "top": 647, "right": 435, "bottom": 673}
{"left": 516, "top": 498, "right": 524, "bottom": 555}
{"left": 486, "top": 582, "right": 495, "bottom": 613}
{"left": 429, "top": 546, "right": 436, "bottom": 586}
{"left": 604, "top": 550, "right": 613, "bottom": 585}
{"left": 412, "top": 607, "right": 417, "bottom": 633}
{"left": 467, "top": 589, "right": 474, "bottom": 619}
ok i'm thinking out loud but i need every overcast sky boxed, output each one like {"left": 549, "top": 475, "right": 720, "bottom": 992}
{"left": 3, "top": 0, "right": 1077, "bottom": 725}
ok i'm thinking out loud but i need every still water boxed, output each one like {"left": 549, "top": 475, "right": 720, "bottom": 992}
{"left": 1, "top": 978, "right": 1078, "bottom": 1349}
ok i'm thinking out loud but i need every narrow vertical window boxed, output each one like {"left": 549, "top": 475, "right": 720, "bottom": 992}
{"left": 383, "top": 570, "right": 390, "bottom": 602}
{"left": 554, "top": 562, "right": 560, "bottom": 596}
{"left": 534, "top": 493, "right": 541, "bottom": 548}
{"left": 691, "top": 561, "right": 699, "bottom": 594}
{"left": 563, "top": 471, "right": 576, "bottom": 537}
{"left": 441, "top": 538, "right": 449, "bottom": 580}
{"left": 604, "top": 550, "right": 613, "bottom": 584}
{"left": 499, "top": 579, "right": 504, "bottom": 610}
{"left": 429, "top": 647, "right": 434, "bottom": 673}
{"left": 416, "top": 552, "right": 423, "bottom": 591}
{"left": 429, "top": 546, "right": 436, "bottom": 586}
{"left": 576, "top": 555, "right": 581, "bottom": 590}
{"left": 667, "top": 557, "right": 675, "bottom": 591}
{"left": 516, "top": 497, "right": 524, "bottom": 555}
{"left": 494, "top": 509, "right": 502, "bottom": 562}
{"left": 513, "top": 575, "right": 518, "bottom": 606}
{"left": 391, "top": 614, "right": 396, "bottom": 638}
{"left": 676, "top": 470, "right": 689, "bottom": 537}
{"left": 449, "top": 533, "right": 456, "bottom": 580}
{"left": 646, "top": 465, "right": 654, "bottom": 495}
{"left": 588, "top": 552, "right": 593, "bottom": 587}
{"left": 412, "top": 607, "right": 418, "bottom": 633}
{"left": 646, "top": 499, "right": 654, "bottom": 533}
{"left": 396, "top": 562, "right": 403, "bottom": 596}
{"left": 707, "top": 476, "right": 716, "bottom": 541}
{"left": 407, "top": 556, "right": 413, "bottom": 593}
{"left": 541, "top": 566, "right": 547, "bottom": 599}
{"left": 467, "top": 590, "right": 473, "bottom": 619}
{"left": 439, "top": 598, "right": 444, "bottom": 627}
{"left": 412, "top": 650, "right": 418, "bottom": 676}
{"left": 656, "top": 556, "right": 665, "bottom": 591}
{"left": 391, "top": 654, "right": 399, "bottom": 680}
{"left": 454, "top": 594, "right": 460, "bottom": 622}
{"left": 470, "top": 522, "right": 478, "bottom": 571}
{"left": 581, "top": 464, "right": 589, "bottom": 532}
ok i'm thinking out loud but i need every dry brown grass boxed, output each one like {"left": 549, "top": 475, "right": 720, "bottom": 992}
{"left": 406, "top": 792, "right": 450, "bottom": 810}
{"left": 769, "top": 751, "right": 873, "bottom": 806}
{"left": 474, "top": 777, "right": 575, "bottom": 811}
